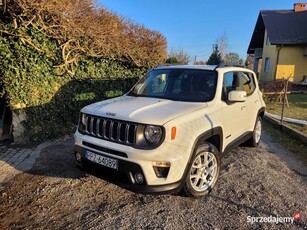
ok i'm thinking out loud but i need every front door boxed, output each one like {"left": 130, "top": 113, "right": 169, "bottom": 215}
{"left": 220, "top": 71, "right": 248, "bottom": 148}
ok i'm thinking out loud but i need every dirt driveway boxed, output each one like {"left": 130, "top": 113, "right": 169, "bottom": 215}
{"left": 0, "top": 132, "right": 306, "bottom": 229}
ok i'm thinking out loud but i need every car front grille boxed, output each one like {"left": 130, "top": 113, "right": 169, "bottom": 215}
{"left": 83, "top": 115, "right": 137, "bottom": 145}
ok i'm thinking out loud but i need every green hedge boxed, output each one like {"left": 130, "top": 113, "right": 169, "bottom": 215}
{"left": 0, "top": 35, "right": 146, "bottom": 142}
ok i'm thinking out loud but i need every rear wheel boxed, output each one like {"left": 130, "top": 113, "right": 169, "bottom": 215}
{"left": 182, "top": 143, "right": 220, "bottom": 198}
{"left": 246, "top": 116, "right": 262, "bottom": 147}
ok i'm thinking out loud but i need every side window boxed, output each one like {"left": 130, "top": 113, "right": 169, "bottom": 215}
{"left": 223, "top": 72, "right": 240, "bottom": 100}
{"left": 223, "top": 71, "right": 255, "bottom": 101}
{"left": 241, "top": 72, "right": 256, "bottom": 95}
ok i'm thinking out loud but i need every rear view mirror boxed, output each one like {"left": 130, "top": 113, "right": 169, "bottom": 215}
{"left": 228, "top": 91, "right": 246, "bottom": 102}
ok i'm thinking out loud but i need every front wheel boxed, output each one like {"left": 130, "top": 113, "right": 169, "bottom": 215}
{"left": 181, "top": 143, "right": 220, "bottom": 198}
{"left": 246, "top": 116, "right": 263, "bottom": 147}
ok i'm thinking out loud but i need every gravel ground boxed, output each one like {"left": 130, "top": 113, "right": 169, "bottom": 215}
{"left": 0, "top": 132, "right": 306, "bottom": 229}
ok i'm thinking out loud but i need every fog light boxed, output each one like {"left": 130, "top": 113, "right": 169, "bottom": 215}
{"left": 135, "top": 173, "right": 144, "bottom": 184}
{"left": 153, "top": 166, "right": 170, "bottom": 178}
{"left": 75, "top": 152, "right": 82, "bottom": 162}
{"left": 152, "top": 161, "right": 170, "bottom": 178}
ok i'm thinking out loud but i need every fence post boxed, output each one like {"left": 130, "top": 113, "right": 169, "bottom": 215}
{"left": 280, "top": 78, "right": 289, "bottom": 124}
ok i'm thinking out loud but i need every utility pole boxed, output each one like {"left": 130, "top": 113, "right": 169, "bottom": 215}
{"left": 212, "top": 44, "right": 218, "bottom": 52}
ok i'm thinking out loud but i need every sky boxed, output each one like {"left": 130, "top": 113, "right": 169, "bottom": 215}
{"left": 97, "top": 0, "right": 299, "bottom": 62}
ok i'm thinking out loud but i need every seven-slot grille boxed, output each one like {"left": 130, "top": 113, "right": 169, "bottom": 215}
{"left": 84, "top": 115, "right": 137, "bottom": 145}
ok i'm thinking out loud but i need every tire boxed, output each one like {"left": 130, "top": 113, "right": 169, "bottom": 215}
{"left": 245, "top": 116, "right": 262, "bottom": 147}
{"left": 181, "top": 143, "right": 220, "bottom": 198}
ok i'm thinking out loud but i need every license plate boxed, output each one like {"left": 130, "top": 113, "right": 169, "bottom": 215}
{"left": 85, "top": 150, "right": 118, "bottom": 170}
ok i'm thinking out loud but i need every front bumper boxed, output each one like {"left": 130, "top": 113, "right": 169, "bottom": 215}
{"left": 74, "top": 128, "right": 190, "bottom": 194}
{"left": 74, "top": 145, "right": 183, "bottom": 194}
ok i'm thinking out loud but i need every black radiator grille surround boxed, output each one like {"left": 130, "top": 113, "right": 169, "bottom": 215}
{"left": 82, "top": 115, "right": 137, "bottom": 145}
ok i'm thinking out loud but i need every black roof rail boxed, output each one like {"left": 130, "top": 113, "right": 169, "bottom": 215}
{"left": 155, "top": 63, "right": 182, "bottom": 68}
{"left": 214, "top": 63, "right": 247, "bottom": 70}
{"left": 213, "top": 64, "right": 223, "bottom": 70}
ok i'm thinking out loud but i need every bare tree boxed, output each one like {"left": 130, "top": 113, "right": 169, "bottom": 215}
{"left": 245, "top": 54, "right": 254, "bottom": 69}
{"left": 216, "top": 33, "right": 228, "bottom": 61}
{"left": 224, "top": 52, "right": 243, "bottom": 65}
{"left": 167, "top": 48, "right": 190, "bottom": 64}
{"left": 195, "top": 60, "right": 206, "bottom": 65}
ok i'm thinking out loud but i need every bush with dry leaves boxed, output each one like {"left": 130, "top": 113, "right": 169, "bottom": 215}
{"left": 0, "top": 0, "right": 167, "bottom": 73}
{"left": 0, "top": 0, "right": 167, "bottom": 142}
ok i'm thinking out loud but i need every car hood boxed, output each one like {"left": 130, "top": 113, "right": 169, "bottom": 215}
{"left": 81, "top": 95, "right": 207, "bottom": 125}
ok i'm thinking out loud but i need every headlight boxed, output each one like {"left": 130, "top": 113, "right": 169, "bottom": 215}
{"left": 144, "top": 125, "right": 162, "bottom": 144}
{"left": 78, "top": 113, "right": 87, "bottom": 133}
{"left": 81, "top": 113, "right": 87, "bottom": 126}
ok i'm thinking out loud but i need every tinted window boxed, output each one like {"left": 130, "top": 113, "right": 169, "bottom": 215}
{"left": 223, "top": 72, "right": 240, "bottom": 95}
{"left": 222, "top": 71, "right": 256, "bottom": 100}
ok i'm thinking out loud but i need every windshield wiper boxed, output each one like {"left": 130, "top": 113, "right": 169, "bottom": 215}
{"left": 128, "top": 92, "right": 148, "bottom": 97}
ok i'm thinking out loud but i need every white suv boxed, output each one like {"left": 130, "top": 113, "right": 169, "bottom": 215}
{"left": 74, "top": 65, "right": 265, "bottom": 197}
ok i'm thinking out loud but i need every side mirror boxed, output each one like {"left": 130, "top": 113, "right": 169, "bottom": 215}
{"left": 228, "top": 90, "right": 247, "bottom": 102}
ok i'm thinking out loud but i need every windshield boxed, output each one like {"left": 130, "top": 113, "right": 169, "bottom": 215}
{"left": 128, "top": 68, "right": 217, "bottom": 102}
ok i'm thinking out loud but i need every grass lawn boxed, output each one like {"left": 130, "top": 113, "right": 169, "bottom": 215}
{"left": 287, "top": 123, "right": 307, "bottom": 135}
{"left": 265, "top": 93, "right": 307, "bottom": 134}
{"left": 265, "top": 93, "right": 307, "bottom": 120}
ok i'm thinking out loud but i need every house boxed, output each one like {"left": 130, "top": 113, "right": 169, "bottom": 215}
{"left": 248, "top": 3, "right": 307, "bottom": 82}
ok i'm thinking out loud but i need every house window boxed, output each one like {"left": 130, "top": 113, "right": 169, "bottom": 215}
{"left": 264, "top": 58, "right": 270, "bottom": 72}
{"left": 266, "top": 35, "right": 270, "bottom": 45}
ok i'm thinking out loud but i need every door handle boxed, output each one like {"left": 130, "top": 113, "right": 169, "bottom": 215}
{"left": 241, "top": 106, "right": 246, "bottom": 110}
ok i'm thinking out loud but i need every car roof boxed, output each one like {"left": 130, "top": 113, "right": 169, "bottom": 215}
{"left": 153, "top": 64, "right": 251, "bottom": 72}
{"left": 154, "top": 65, "right": 217, "bottom": 71}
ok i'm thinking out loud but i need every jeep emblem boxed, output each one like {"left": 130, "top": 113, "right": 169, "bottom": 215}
{"left": 106, "top": 112, "right": 116, "bottom": 117}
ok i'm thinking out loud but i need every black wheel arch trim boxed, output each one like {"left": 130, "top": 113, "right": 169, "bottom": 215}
{"left": 192, "top": 126, "right": 223, "bottom": 154}
{"left": 176, "top": 127, "right": 223, "bottom": 192}
{"left": 257, "top": 107, "right": 265, "bottom": 118}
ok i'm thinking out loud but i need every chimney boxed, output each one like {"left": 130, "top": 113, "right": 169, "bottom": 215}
{"left": 294, "top": 2, "right": 307, "bottom": 12}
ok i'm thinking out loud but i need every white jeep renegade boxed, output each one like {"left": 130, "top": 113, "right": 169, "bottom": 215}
{"left": 74, "top": 65, "right": 265, "bottom": 197}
